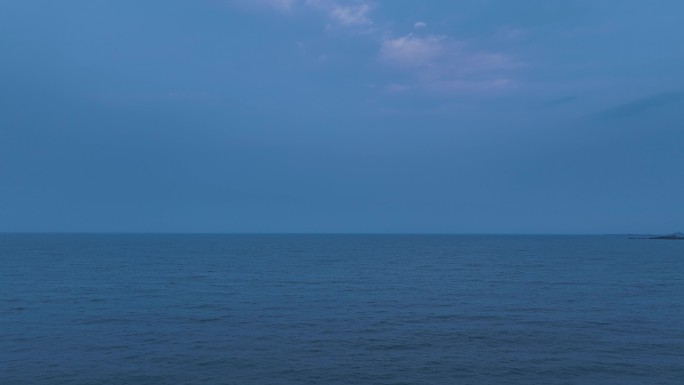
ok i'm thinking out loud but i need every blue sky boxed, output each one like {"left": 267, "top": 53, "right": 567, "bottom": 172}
{"left": 1, "top": 0, "right": 683, "bottom": 233}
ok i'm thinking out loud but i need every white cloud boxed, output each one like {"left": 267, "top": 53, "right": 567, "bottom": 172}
{"left": 380, "top": 34, "right": 516, "bottom": 92}
{"left": 304, "top": 0, "right": 373, "bottom": 28}
{"left": 329, "top": 3, "right": 372, "bottom": 25}
{"left": 233, "top": 0, "right": 375, "bottom": 28}
{"left": 231, "top": 0, "right": 298, "bottom": 12}
{"left": 229, "top": 1, "right": 518, "bottom": 94}
{"left": 380, "top": 34, "right": 446, "bottom": 68}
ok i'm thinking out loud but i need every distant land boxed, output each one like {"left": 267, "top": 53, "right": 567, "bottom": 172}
{"left": 629, "top": 232, "right": 684, "bottom": 240}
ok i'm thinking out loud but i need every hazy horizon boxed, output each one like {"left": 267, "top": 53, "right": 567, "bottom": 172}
{"left": 0, "top": 232, "right": 676, "bottom": 236}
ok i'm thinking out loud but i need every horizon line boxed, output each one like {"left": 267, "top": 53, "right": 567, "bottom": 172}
{"left": 0, "top": 232, "right": 664, "bottom": 236}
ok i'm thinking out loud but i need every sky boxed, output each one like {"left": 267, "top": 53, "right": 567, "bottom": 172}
{"left": 1, "top": 0, "right": 683, "bottom": 234}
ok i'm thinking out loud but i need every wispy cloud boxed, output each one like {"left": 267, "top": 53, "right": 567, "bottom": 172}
{"left": 379, "top": 34, "right": 517, "bottom": 92}
{"left": 231, "top": 0, "right": 376, "bottom": 28}
{"left": 379, "top": 34, "right": 446, "bottom": 68}
{"left": 329, "top": 3, "right": 372, "bottom": 25}
{"left": 241, "top": 0, "right": 298, "bottom": 12}
{"left": 598, "top": 91, "right": 684, "bottom": 120}
{"left": 230, "top": 1, "right": 518, "bottom": 93}
{"left": 303, "top": 0, "right": 374, "bottom": 29}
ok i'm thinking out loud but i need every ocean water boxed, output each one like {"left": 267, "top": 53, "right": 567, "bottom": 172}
{"left": 1, "top": 234, "right": 683, "bottom": 385}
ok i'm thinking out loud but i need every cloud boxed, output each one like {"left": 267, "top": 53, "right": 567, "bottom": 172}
{"left": 329, "top": 3, "right": 372, "bottom": 25}
{"left": 379, "top": 34, "right": 516, "bottom": 92}
{"left": 304, "top": 0, "right": 373, "bottom": 28}
{"left": 598, "top": 91, "right": 684, "bottom": 120}
{"left": 230, "top": 1, "right": 518, "bottom": 93}
{"left": 244, "top": 0, "right": 298, "bottom": 12}
{"left": 379, "top": 34, "right": 446, "bottom": 68}
{"left": 225, "top": 0, "right": 298, "bottom": 13}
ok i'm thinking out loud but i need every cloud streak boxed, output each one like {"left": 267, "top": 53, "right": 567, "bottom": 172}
{"left": 238, "top": 0, "right": 298, "bottom": 12}
{"left": 598, "top": 91, "right": 684, "bottom": 120}
{"left": 303, "top": 0, "right": 374, "bottom": 29}
{"left": 380, "top": 34, "right": 446, "bottom": 68}
{"left": 379, "top": 34, "right": 516, "bottom": 92}
{"left": 232, "top": 0, "right": 518, "bottom": 93}
{"left": 329, "top": 3, "right": 372, "bottom": 25}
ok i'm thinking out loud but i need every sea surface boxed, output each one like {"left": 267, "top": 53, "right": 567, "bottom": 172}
{"left": 1, "top": 234, "right": 683, "bottom": 384}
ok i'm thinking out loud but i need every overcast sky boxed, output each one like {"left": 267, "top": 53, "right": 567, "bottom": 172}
{"left": 1, "top": 0, "right": 683, "bottom": 233}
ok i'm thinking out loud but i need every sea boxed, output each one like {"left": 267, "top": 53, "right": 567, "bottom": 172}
{"left": 1, "top": 234, "right": 683, "bottom": 384}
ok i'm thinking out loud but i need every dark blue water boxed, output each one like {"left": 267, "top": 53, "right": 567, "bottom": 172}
{"left": 1, "top": 235, "right": 683, "bottom": 384}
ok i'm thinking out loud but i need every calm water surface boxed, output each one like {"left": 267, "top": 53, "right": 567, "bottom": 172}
{"left": 1, "top": 235, "right": 683, "bottom": 384}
